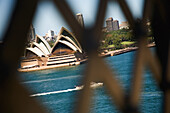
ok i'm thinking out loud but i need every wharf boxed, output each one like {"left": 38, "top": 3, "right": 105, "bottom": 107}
{"left": 99, "top": 43, "right": 155, "bottom": 57}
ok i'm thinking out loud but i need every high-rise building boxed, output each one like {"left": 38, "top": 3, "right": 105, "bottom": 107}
{"left": 106, "top": 17, "right": 113, "bottom": 32}
{"left": 113, "top": 20, "right": 119, "bottom": 30}
{"left": 76, "top": 13, "right": 84, "bottom": 27}
{"left": 27, "top": 24, "right": 36, "bottom": 42}
{"left": 48, "top": 30, "right": 55, "bottom": 38}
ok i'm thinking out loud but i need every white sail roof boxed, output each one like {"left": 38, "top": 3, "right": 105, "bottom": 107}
{"left": 58, "top": 27, "right": 82, "bottom": 50}
{"left": 32, "top": 42, "right": 50, "bottom": 55}
{"left": 25, "top": 27, "right": 83, "bottom": 58}
{"left": 36, "top": 34, "right": 52, "bottom": 53}
{"left": 58, "top": 40, "right": 78, "bottom": 51}
{"left": 26, "top": 47, "right": 45, "bottom": 57}
{"left": 52, "top": 35, "right": 82, "bottom": 53}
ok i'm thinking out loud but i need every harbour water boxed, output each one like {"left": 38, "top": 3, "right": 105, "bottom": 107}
{"left": 19, "top": 48, "right": 162, "bottom": 113}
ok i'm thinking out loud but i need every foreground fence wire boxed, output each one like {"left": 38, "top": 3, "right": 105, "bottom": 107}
{"left": 0, "top": 0, "right": 169, "bottom": 113}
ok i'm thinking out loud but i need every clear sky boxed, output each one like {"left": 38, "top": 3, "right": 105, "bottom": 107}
{"left": 0, "top": 0, "right": 16, "bottom": 40}
{"left": 0, "top": 0, "right": 144, "bottom": 39}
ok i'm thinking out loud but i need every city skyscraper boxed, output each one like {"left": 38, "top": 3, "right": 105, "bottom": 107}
{"left": 106, "top": 17, "right": 113, "bottom": 32}
{"left": 113, "top": 20, "right": 119, "bottom": 30}
{"left": 76, "top": 13, "right": 84, "bottom": 27}
{"left": 27, "top": 24, "right": 36, "bottom": 42}
{"left": 48, "top": 30, "right": 55, "bottom": 38}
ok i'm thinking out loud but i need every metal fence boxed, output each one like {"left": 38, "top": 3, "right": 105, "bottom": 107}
{"left": 0, "top": 0, "right": 169, "bottom": 113}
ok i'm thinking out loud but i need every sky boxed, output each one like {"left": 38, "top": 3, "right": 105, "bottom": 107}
{"left": 0, "top": 0, "right": 16, "bottom": 40}
{"left": 0, "top": 0, "right": 144, "bottom": 39}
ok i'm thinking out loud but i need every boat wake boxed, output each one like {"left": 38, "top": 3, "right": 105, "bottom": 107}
{"left": 30, "top": 87, "right": 81, "bottom": 97}
{"left": 30, "top": 82, "right": 103, "bottom": 97}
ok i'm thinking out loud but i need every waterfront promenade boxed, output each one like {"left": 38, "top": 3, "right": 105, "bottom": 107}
{"left": 99, "top": 43, "right": 155, "bottom": 57}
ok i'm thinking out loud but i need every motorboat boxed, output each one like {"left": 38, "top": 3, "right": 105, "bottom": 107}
{"left": 75, "top": 82, "right": 103, "bottom": 90}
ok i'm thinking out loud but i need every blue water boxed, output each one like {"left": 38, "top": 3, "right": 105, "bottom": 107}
{"left": 19, "top": 48, "right": 162, "bottom": 113}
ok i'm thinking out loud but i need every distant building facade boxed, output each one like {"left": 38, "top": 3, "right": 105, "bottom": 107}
{"left": 44, "top": 30, "right": 56, "bottom": 42}
{"left": 76, "top": 13, "right": 84, "bottom": 27}
{"left": 119, "top": 21, "right": 129, "bottom": 29}
{"left": 106, "top": 17, "right": 119, "bottom": 32}
{"left": 48, "top": 30, "right": 55, "bottom": 38}
{"left": 27, "top": 24, "right": 36, "bottom": 42}
{"left": 106, "top": 17, "right": 114, "bottom": 32}
{"left": 113, "top": 20, "right": 119, "bottom": 30}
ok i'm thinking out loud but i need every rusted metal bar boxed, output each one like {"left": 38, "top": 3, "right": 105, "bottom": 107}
{"left": 129, "top": 38, "right": 146, "bottom": 113}
{"left": 53, "top": 0, "right": 83, "bottom": 44}
{"left": 142, "top": 0, "right": 153, "bottom": 23}
{"left": 76, "top": 55, "right": 125, "bottom": 113}
{"left": 152, "top": 0, "right": 170, "bottom": 112}
{"left": 142, "top": 0, "right": 161, "bottom": 87}
{"left": 165, "top": 45, "right": 170, "bottom": 113}
{"left": 94, "top": 0, "right": 108, "bottom": 39}
{"left": 0, "top": 0, "right": 47, "bottom": 112}
{"left": 116, "top": 0, "right": 135, "bottom": 29}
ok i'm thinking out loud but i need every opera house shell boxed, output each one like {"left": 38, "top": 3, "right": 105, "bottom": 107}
{"left": 19, "top": 27, "right": 86, "bottom": 72}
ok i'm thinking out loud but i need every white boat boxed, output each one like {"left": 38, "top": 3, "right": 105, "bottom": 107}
{"left": 75, "top": 82, "right": 103, "bottom": 90}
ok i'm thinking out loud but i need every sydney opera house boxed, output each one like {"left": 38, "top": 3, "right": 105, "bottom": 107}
{"left": 18, "top": 27, "right": 86, "bottom": 72}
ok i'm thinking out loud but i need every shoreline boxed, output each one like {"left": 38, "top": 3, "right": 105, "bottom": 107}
{"left": 18, "top": 43, "right": 155, "bottom": 72}
{"left": 99, "top": 43, "right": 155, "bottom": 57}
